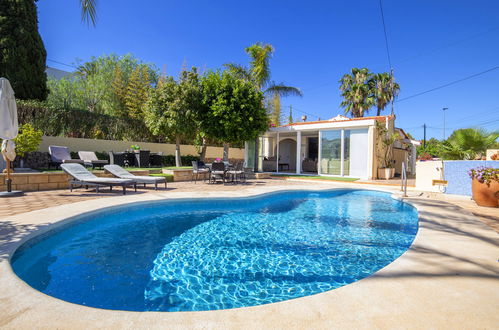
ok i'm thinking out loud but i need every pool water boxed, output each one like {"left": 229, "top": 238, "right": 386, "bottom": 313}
{"left": 11, "top": 190, "right": 418, "bottom": 312}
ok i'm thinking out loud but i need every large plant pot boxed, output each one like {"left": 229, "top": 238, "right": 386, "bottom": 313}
{"left": 471, "top": 178, "right": 499, "bottom": 208}
{"left": 377, "top": 168, "right": 395, "bottom": 180}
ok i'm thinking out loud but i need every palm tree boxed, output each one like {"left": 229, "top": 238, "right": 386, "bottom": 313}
{"left": 443, "top": 128, "right": 499, "bottom": 160}
{"left": 339, "top": 68, "right": 374, "bottom": 118}
{"left": 371, "top": 72, "right": 400, "bottom": 116}
{"left": 79, "top": 0, "right": 97, "bottom": 26}
{"left": 225, "top": 42, "right": 303, "bottom": 126}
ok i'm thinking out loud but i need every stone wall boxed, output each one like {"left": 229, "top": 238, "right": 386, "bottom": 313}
{"left": 0, "top": 170, "right": 150, "bottom": 192}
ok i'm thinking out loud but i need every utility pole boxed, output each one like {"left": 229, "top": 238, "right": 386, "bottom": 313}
{"left": 423, "top": 124, "right": 426, "bottom": 148}
{"left": 442, "top": 107, "right": 448, "bottom": 140}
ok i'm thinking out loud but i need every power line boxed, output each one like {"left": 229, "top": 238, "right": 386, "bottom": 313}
{"left": 396, "top": 66, "right": 499, "bottom": 102}
{"left": 378, "top": 0, "right": 392, "bottom": 70}
{"left": 47, "top": 59, "right": 78, "bottom": 69}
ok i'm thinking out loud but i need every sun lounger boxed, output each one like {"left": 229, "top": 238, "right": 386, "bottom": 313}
{"left": 104, "top": 164, "right": 167, "bottom": 190}
{"left": 49, "top": 145, "right": 84, "bottom": 168}
{"left": 61, "top": 163, "right": 136, "bottom": 195}
{"left": 78, "top": 151, "right": 109, "bottom": 169}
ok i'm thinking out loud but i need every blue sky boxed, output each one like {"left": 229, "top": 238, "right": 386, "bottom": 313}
{"left": 37, "top": 0, "right": 499, "bottom": 140}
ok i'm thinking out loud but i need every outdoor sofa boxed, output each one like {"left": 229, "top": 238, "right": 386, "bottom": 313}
{"left": 78, "top": 151, "right": 109, "bottom": 169}
{"left": 61, "top": 163, "right": 136, "bottom": 195}
{"left": 104, "top": 164, "right": 167, "bottom": 190}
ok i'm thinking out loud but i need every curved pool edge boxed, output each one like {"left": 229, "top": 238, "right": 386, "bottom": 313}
{"left": 1, "top": 183, "right": 498, "bottom": 329}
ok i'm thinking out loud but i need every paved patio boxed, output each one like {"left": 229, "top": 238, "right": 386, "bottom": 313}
{"left": 0, "top": 179, "right": 498, "bottom": 329}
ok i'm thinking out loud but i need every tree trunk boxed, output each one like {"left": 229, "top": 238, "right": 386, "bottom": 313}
{"left": 199, "top": 137, "right": 207, "bottom": 162}
{"left": 175, "top": 136, "right": 182, "bottom": 167}
{"left": 376, "top": 107, "right": 381, "bottom": 116}
{"left": 223, "top": 143, "right": 230, "bottom": 162}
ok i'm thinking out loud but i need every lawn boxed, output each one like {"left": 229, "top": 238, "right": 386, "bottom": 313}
{"left": 271, "top": 174, "right": 359, "bottom": 182}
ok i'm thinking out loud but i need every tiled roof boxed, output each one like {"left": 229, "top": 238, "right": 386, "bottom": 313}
{"left": 276, "top": 115, "right": 394, "bottom": 128}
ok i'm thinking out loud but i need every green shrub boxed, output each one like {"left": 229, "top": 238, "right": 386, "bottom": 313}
{"left": 14, "top": 123, "right": 43, "bottom": 158}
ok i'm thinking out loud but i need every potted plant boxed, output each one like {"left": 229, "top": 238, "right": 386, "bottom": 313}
{"left": 376, "top": 122, "right": 399, "bottom": 180}
{"left": 130, "top": 145, "right": 141, "bottom": 152}
{"left": 468, "top": 167, "right": 499, "bottom": 207}
{"left": 13, "top": 124, "right": 43, "bottom": 169}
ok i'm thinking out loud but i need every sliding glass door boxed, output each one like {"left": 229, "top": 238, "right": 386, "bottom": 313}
{"left": 320, "top": 130, "right": 342, "bottom": 175}
{"left": 319, "top": 128, "right": 368, "bottom": 178}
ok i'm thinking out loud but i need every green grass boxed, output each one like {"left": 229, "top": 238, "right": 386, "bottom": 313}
{"left": 271, "top": 174, "right": 359, "bottom": 182}
{"left": 149, "top": 173, "right": 174, "bottom": 182}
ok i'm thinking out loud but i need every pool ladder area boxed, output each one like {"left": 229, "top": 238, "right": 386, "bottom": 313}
{"left": 401, "top": 162, "right": 408, "bottom": 197}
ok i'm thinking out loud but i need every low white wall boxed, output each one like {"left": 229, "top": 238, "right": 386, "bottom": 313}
{"left": 38, "top": 136, "right": 244, "bottom": 159}
{"left": 415, "top": 160, "right": 444, "bottom": 192}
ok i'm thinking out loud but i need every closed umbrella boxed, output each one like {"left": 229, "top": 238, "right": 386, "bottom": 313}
{"left": 0, "top": 77, "right": 22, "bottom": 196}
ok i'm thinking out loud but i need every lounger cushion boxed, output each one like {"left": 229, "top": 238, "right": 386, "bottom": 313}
{"left": 61, "top": 163, "right": 133, "bottom": 185}
{"left": 104, "top": 165, "right": 166, "bottom": 184}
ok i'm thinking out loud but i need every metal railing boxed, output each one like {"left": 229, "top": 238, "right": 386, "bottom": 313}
{"left": 401, "top": 161, "right": 408, "bottom": 197}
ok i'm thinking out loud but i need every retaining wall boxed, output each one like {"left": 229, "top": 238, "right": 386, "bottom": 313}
{"left": 38, "top": 136, "right": 244, "bottom": 159}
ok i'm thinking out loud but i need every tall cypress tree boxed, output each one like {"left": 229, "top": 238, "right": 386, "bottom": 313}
{"left": 0, "top": 0, "right": 48, "bottom": 100}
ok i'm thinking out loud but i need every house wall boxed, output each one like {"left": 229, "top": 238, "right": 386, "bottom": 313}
{"left": 393, "top": 148, "right": 409, "bottom": 175}
{"left": 38, "top": 136, "right": 244, "bottom": 159}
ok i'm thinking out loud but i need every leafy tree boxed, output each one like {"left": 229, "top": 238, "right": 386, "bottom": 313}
{"left": 225, "top": 42, "right": 302, "bottom": 126}
{"left": 145, "top": 68, "right": 202, "bottom": 167}
{"left": 417, "top": 138, "right": 443, "bottom": 158}
{"left": 371, "top": 72, "right": 400, "bottom": 116}
{"left": 0, "top": 0, "right": 48, "bottom": 100}
{"left": 442, "top": 128, "right": 498, "bottom": 160}
{"left": 339, "top": 68, "right": 374, "bottom": 118}
{"left": 199, "top": 70, "right": 269, "bottom": 160}
{"left": 47, "top": 54, "right": 158, "bottom": 118}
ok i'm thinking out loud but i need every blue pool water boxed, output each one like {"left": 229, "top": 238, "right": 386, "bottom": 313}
{"left": 11, "top": 189, "right": 418, "bottom": 312}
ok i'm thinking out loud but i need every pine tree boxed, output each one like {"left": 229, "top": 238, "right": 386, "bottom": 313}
{"left": 0, "top": 0, "right": 48, "bottom": 100}
{"left": 125, "top": 66, "right": 150, "bottom": 119}
{"left": 288, "top": 105, "right": 293, "bottom": 124}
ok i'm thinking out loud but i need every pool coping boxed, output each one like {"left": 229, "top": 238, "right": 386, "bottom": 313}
{"left": 1, "top": 182, "right": 498, "bottom": 329}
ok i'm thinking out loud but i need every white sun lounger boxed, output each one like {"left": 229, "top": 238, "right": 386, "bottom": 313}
{"left": 104, "top": 165, "right": 167, "bottom": 190}
{"left": 61, "top": 163, "right": 136, "bottom": 195}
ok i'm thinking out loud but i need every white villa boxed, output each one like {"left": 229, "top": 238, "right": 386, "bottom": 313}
{"left": 245, "top": 115, "right": 419, "bottom": 180}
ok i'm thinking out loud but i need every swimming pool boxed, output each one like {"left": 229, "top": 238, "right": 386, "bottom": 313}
{"left": 11, "top": 189, "right": 418, "bottom": 312}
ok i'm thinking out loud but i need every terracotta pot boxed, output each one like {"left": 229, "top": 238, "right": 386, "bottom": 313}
{"left": 377, "top": 168, "right": 395, "bottom": 180}
{"left": 471, "top": 178, "right": 499, "bottom": 208}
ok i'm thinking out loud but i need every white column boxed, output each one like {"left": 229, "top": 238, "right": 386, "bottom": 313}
{"left": 244, "top": 141, "right": 248, "bottom": 168}
{"left": 318, "top": 131, "right": 322, "bottom": 175}
{"left": 340, "top": 129, "right": 345, "bottom": 176}
{"left": 276, "top": 132, "right": 280, "bottom": 173}
{"left": 296, "top": 131, "right": 301, "bottom": 174}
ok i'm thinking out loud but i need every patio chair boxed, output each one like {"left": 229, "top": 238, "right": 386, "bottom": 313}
{"left": 191, "top": 161, "right": 209, "bottom": 183}
{"left": 61, "top": 163, "right": 136, "bottom": 195}
{"left": 78, "top": 151, "right": 109, "bottom": 169}
{"left": 210, "top": 162, "right": 226, "bottom": 184}
{"left": 134, "top": 150, "right": 150, "bottom": 168}
{"left": 227, "top": 162, "right": 246, "bottom": 183}
{"left": 109, "top": 152, "right": 126, "bottom": 167}
{"left": 48, "top": 145, "right": 84, "bottom": 168}
{"left": 104, "top": 164, "right": 167, "bottom": 190}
